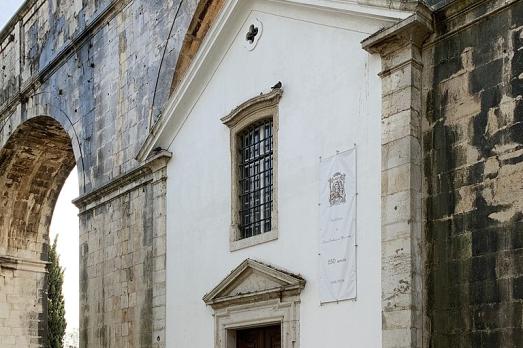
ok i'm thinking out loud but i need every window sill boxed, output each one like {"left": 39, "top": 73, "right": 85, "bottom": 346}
{"left": 230, "top": 230, "right": 278, "bottom": 252}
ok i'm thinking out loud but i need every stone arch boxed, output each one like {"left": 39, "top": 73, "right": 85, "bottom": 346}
{"left": 0, "top": 115, "right": 77, "bottom": 346}
{"left": 0, "top": 102, "right": 86, "bottom": 195}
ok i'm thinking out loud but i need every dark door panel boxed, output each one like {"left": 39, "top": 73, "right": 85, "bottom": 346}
{"left": 236, "top": 324, "right": 281, "bottom": 348}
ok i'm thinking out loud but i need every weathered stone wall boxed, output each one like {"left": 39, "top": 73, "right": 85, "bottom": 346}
{"left": 423, "top": 0, "right": 455, "bottom": 9}
{"left": 0, "top": 266, "right": 47, "bottom": 347}
{"left": 0, "top": 0, "right": 196, "bottom": 347}
{"left": 0, "top": 0, "right": 199, "bottom": 191}
{"left": 75, "top": 154, "right": 168, "bottom": 347}
{"left": 362, "top": 6, "right": 433, "bottom": 347}
{"left": 423, "top": 0, "right": 523, "bottom": 346}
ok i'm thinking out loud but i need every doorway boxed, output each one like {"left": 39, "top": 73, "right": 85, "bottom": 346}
{"left": 236, "top": 324, "right": 281, "bottom": 348}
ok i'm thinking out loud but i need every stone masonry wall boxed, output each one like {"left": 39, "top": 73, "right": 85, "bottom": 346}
{"left": 76, "top": 155, "right": 168, "bottom": 347}
{"left": 0, "top": 267, "right": 47, "bottom": 347}
{"left": 423, "top": 0, "right": 523, "bottom": 346}
{"left": 0, "top": 0, "right": 195, "bottom": 347}
{"left": 362, "top": 7, "right": 433, "bottom": 347}
{"left": 0, "top": 0, "right": 199, "bottom": 191}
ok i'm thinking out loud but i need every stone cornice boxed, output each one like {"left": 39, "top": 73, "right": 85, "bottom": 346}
{"left": 0, "top": 255, "right": 49, "bottom": 273}
{"left": 361, "top": 3, "right": 433, "bottom": 55}
{"left": 435, "top": 0, "right": 490, "bottom": 19}
{"left": 73, "top": 150, "right": 171, "bottom": 211}
{"left": 425, "top": 0, "right": 519, "bottom": 48}
{"left": 355, "top": 0, "right": 421, "bottom": 12}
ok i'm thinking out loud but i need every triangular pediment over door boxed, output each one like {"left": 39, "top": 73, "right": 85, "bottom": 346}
{"left": 203, "top": 259, "right": 305, "bottom": 309}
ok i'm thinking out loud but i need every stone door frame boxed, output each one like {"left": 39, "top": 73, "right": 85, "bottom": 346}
{"left": 203, "top": 259, "right": 305, "bottom": 348}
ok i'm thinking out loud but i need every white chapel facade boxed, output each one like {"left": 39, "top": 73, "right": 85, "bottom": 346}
{"left": 139, "top": 0, "right": 418, "bottom": 346}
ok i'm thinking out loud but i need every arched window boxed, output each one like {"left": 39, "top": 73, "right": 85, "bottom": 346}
{"left": 221, "top": 89, "right": 282, "bottom": 251}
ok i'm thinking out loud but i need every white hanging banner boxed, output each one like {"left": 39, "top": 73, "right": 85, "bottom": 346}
{"left": 319, "top": 148, "right": 357, "bottom": 303}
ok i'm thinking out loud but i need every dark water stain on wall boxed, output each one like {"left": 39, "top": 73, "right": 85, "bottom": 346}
{"left": 140, "top": 249, "right": 154, "bottom": 347}
{"left": 80, "top": 224, "right": 90, "bottom": 348}
{"left": 425, "top": 1, "right": 523, "bottom": 347}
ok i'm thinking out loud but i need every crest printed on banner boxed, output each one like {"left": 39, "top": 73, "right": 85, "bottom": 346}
{"left": 329, "top": 172, "right": 346, "bottom": 207}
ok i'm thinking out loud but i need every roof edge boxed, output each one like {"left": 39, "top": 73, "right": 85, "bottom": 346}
{"left": 137, "top": 0, "right": 413, "bottom": 163}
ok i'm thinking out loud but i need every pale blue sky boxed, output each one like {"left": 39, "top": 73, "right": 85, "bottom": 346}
{"left": 0, "top": 1, "right": 24, "bottom": 32}
{"left": 0, "top": 0, "right": 79, "bottom": 331}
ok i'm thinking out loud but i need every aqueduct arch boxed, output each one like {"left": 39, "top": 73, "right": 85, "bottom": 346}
{"left": 0, "top": 0, "right": 274, "bottom": 344}
{"left": 0, "top": 0, "right": 192, "bottom": 345}
{"left": 2, "top": 0, "right": 523, "bottom": 347}
{"left": 0, "top": 115, "right": 76, "bottom": 346}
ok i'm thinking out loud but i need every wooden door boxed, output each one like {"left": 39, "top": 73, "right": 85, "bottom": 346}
{"left": 236, "top": 324, "right": 281, "bottom": 348}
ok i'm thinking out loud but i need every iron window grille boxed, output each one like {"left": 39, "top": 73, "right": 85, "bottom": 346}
{"left": 238, "top": 119, "right": 273, "bottom": 239}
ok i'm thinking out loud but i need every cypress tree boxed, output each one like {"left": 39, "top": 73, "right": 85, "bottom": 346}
{"left": 47, "top": 235, "right": 67, "bottom": 348}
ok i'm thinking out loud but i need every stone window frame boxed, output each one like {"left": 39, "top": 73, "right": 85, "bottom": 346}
{"left": 221, "top": 89, "right": 283, "bottom": 251}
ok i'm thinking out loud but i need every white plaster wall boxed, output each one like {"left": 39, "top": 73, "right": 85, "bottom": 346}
{"left": 165, "top": 3, "right": 385, "bottom": 347}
